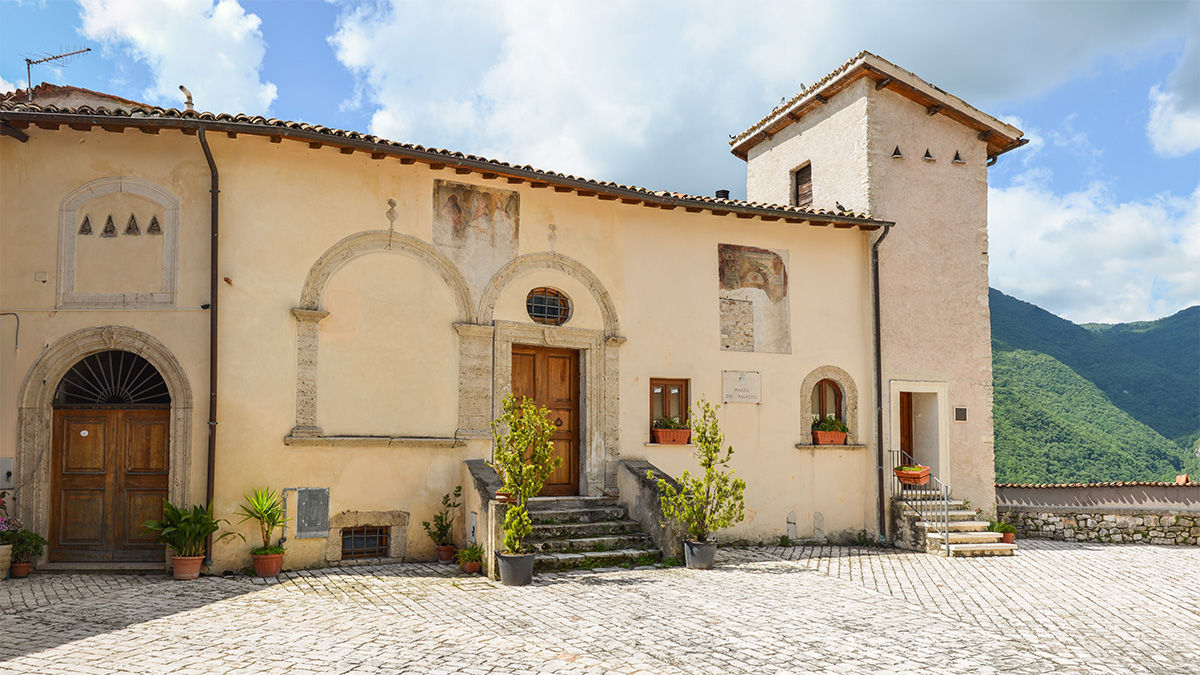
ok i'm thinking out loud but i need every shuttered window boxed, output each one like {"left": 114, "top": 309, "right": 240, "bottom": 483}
{"left": 794, "top": 164, "right": 813, "bottom": 208}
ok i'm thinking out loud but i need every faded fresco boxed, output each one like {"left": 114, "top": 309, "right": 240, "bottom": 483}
{"left": 433, "top": 180, "right": 520, "bottom": 297}
{"left": 718, "top": 243, "right": 791, "bottom": 353}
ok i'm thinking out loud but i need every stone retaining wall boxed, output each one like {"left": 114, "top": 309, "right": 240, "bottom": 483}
{"left": 997, "top": 506, "right": 1200, "bottom": 545}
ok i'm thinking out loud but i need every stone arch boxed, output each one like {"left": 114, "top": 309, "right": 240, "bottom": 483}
{"left": 800, "top": 365, "right": 860, "bottom": 445}
{"left": 479, "top": 252, "right": 620, "bottom": 336}
{"left": 58, "top": 176, "right": 181, "bottom": 308}
{"left": 15, "top": 325, "right": 193, "bottom": 547}
{"left": 297, "top": 230, "right": 474, "bottom": 322}
{"left": 290, "top": 230, "right": 474, "bottom": 438}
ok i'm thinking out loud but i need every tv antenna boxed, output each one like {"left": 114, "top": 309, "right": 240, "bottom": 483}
{"left": 23, "top": 47, "right": 92, "bottom": 102}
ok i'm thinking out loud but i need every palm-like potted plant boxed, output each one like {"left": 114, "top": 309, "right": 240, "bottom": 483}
{"left": 811, "top": 415, "right": 848, "bottom": 445}
{"left": 143, "top": 500, "right": 243, "bottom": 580}
{"left": 652, "top": 415, "right": 691, "bottom": 444}
{"left": 651, "top": 398, "right": 746, "bottom": 569}
{"left": 488, "top": 394, "right": 561, "bottom": 586}
{"left": 422, "top": 486, "right": 463, "bottom": 563}
{"left": 236, "top": 487, "right": 289, "bottom": 577}
{"left": 7, "top": 529, "right": 48, "bottom": 578}
{"left": 454, "top": 543, "right": 485, "bottom": 574}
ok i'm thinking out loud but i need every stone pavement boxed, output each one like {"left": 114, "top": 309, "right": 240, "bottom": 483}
{"left": 2, "top": 540, "right": 1198, "bottom": 674}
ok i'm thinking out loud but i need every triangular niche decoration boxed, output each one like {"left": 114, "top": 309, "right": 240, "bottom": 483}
{"left": 101, "top": 215, "right": 117, "bottom": 237}
{"left": 78, "top": 215, "right": 93, "bottom": 235}
{"left": 923, "top": 149, "right": 935, "bottom": 162}
{"left": 891, "top": 145, "right": 904, "bottom": 159}
{"left": 124, "top": 214, "right": 140, "bottom": 236}
{"left": 952, "top": 150, "right": 965, "bottom": 164}
{"left": 147, "top": 215, "right": 162, "bottom": 235}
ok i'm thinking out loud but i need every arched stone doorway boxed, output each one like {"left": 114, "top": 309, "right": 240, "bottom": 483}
{"left": 16, "top": 327, "right": 193, "bottom": 564}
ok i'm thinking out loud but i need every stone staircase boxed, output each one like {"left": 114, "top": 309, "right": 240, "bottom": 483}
{"left": 895, "top": 488, "right": 1018, "bottom": 557}
{"left": 525, "top": 496, "right": 662, "bottom": 571}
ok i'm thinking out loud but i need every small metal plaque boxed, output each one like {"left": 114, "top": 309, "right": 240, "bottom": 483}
{"left": 722, "top": 370, "right": 762, "bottom": 404}
{"left": 295, "top": 488, "right": 330, "bottom": 539}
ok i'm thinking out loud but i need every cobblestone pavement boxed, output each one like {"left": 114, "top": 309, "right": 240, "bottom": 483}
{"left": 3, "top": 540, "right": 1198, "bottom": 674}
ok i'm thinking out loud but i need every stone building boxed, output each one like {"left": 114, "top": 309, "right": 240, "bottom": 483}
{"left": 0, "top": 52, "right": 1024, "bottom": 572}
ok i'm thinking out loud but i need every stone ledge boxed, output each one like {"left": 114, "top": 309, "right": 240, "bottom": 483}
{"left": 284, "top": 435, "right": 463, "bottom": 448}
{"left": 794, "top": 443, "right": 868, "bottom": 450}
{"left": 644, "top": 442, "right": 694, "bottom": 447}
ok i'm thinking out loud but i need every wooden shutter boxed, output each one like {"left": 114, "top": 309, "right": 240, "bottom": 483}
{"left": 794, "top": 164, "right": 813, "bottom": 208}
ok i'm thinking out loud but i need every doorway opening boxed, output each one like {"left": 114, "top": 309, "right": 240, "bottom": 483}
{"left": 511, "top": 345, "right": 580, "bottom": 496}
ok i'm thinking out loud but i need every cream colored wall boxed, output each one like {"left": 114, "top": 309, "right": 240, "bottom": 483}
{"left": 865, "top": 86, "right": 997, "bottom": 515}
{"left": 4, "top": 125, "right": 882, "bottom": 573}
{"left": 0, "top": 128, "right": 213, "bottom": 522}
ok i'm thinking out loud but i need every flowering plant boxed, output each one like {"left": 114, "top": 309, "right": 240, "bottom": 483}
{"left": 0, "top": 514, "right": 24, "bottom": 545}
{"left": 0, "top": 490, "right": 8, "bottom": 516}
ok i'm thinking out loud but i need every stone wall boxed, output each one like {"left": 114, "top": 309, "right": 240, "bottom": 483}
{"left": 998, "top": 507, "right": 1200, "bottom": 545}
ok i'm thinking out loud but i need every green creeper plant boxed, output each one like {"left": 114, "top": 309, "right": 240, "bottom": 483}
{"left": 143, "top": 500, "right": 244, "bottom": 558}
{"left": 651, "top": 397, "right": 746, "bottom": 542}
{"left": 489, "top": 395, "right": 561, "bottom": 553}
{"left": 236, "top": 487, "right": 289, "bottom": 554}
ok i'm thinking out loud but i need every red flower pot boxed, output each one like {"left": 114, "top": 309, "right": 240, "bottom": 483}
{"left": 460, "top": 561, "right": 481, "bottom": 574}
{"left": 171, "top": 555, "right": 205, "bottom": 580}
{"left": 652, "top": 429, "right": 691, "bottom": 445}
{"left": 893, "top": 466, "right": 930, "bottom": 486}
{"left": 1001, "top": 532, "right": 1015, "bottom": 544}
{"left": 812, "top": 431, "right": 847, "bottom": 445}
{"left": 251, "top": 553, "right": 285, "bottom": 577}
{"left": 8, "top": 562, "right": 32, "bottom": 578}
{"left": 436, "top": 545, "right": 457, "bottom": 564}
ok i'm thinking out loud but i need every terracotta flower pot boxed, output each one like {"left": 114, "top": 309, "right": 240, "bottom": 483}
{"left": 8, "top": 561, "right": 31, "bottom": 578}
{"left": 171, "top": 555, "right": 205, "bottom": 580}
{"left": 495, "top": 490, "right": 512, "bottom": 504}
{"left": 460, "top": 561, "right": 481, "bottom": 574}
{"left": 251, "top": 552, "right": 285, "bottom": 577}
{"left": 893, "top": 466, "right": 930, "bottom": 486}
{"left": 436, "top": 545, "right": 457, "bottom": 564}
{"left": 1001, "top": 532, "right": 1014, "bottom": 544}
{"left": 652, "top": 428, "right": 691, "bottom": 445}
{"left": 812, "top": 430, "right": 847, "bottom": 445}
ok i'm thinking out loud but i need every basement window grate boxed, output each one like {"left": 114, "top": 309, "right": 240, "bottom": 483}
{"left": 341, "top": 525, "right": 390, "bottom": 559}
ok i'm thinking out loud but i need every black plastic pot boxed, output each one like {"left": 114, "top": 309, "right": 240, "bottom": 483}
{"left": 496, "top": 552, "right": 536, "bottom": 586}
{"left": 683, "top": 540, "right": 717, "bottom": 569}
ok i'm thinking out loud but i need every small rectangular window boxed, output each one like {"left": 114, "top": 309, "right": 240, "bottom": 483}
{"left": 650, "top": 378, "right": 689, "bottom": 435}
{"left": 954, "top": 407, "right": 968, "bottom": 423}
{"left": 341, "top": 525, "right": 390, "bottom": 559}
{"left": 793, "top": 164, "right": 813, "bottom": 208}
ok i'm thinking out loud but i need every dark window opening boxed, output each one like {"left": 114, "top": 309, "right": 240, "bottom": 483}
{"left": 812, "top": 378, "right": 843, "bottom": 422}
{"left": 650, "top": 378, "right": 689, "bottom": 434}
{"left": 526, "top": 287, "right": 572, "bottom": 326}
{"left": 341, "top": 526, "right": 390, "bottom": 559}
{"left": 793, "top": 164, "right": 813, "bottom": 208}
{"left": 54, "top": 350, "right": 171, "bottom": 407}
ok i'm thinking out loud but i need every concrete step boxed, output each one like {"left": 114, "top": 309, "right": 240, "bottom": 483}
{"left": 901, "top": 508, "right": 979, "bottom": 520}
{"left": 527, "top": 496, "right": 620, "bottom": 511}
{"left": 915, "top": 520, "right": 990, "bottom": 532}
{"left": 528, "top": 507, "right": 628, "bottom": 524}
{"left": 526, "top": 533, "right": 653, "bottom": 554}
{"left": 895, "top": 489, "right": 950, "bottom": 500}
{"left": 925, "top": 532, "right": 1005, "bottom": 548}
{"left": 898, "top": 499, "right": 967, "bottom": 510}
{"left": 531, "top": 519, "right": 644, "bottom": 539}
{"left": 534, "top": 547, "right": 662, "bottom": 571}
{"left": 946, "top": 542, "right": 1018, "bottom": 557}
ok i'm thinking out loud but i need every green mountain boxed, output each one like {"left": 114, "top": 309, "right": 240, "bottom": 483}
{"left": 990, "top": 289, "right": 1200, "bottom": 483}
{"left": 990, "top": 289, "right": 1199, "bottom": 443}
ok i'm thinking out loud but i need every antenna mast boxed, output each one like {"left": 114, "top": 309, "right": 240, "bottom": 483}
{"left": 24, "top": 47, "right": 92, "bottom": 102}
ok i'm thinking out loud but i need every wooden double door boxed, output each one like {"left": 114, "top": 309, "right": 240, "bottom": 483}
{"left": 511, "top": 345, "right": 580, "bottom": 496}
{"left": 49, "top": 408, "right": 169, "bottom": 562}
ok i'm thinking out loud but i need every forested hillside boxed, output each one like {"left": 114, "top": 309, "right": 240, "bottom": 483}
{"left": 990, "top": 289, "right": 1200, "bottom": 483}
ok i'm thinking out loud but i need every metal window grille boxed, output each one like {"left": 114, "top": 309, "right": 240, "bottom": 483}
{"left": 526, "top": 287, "right": 571, "bottom": 326}
{"left": 341, "top": 526, "right": 390, "bottom": 559}
{"left": 54, "top": 350, "right": 171, "bottom": 406}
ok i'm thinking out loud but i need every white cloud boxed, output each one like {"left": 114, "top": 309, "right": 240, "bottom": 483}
{"left": 0, "top": 75, "right": 17, "bottom": 93}
{"left": 79, "top": 0, "right": 276, "bottom": 113}
{"left": 1148, "top": 85, "right": 1200, "bottom": 157}
{"left": 989, "top": 179, "right": 1200, "bottom": 323}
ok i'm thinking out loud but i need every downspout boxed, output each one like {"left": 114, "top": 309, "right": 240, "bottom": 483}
{"left": 871, "top": 223, "right": 892, "bottom": 543}
{"left": 197, "top": 123, "right": 220, "bottom": 565}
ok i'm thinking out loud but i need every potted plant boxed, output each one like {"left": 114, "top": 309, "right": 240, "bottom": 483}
{"left": 455, "top": 543, "right": 485, "bottom": 574}
{"left": 651, "top": 397, "right": 746, "bottom": 569}
{"left": 0, "top": 505, "right": 20, "bottom": 581}
{"left": 7, "top": 529, "right": 48, "bottom": 578}
{"left": 488, "top": 394, "right": 561, "bottom": 586}
{"left": 988, "top": 519, "right": 1017, "bottom": 544}
{"left": 422, "top": 486, "right": 463, "bottom": 564}
{"left": 143, "top": 500, "right": 243, "bottom": 580}
{"left": 652, "top": 415, "right": 691, "bottom": 445}
{"left": 893, "top": 464, "right": 930, "bottom": 486}
{"left": 811, "top": 415, "right": 848, "bottom": 445}
{"left": 236, "top": 487, "right": 289, "bottom": 577}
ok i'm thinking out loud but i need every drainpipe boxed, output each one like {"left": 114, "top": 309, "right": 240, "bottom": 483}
{"left": 197, "top": 123, "right": 219, "bottom": 565}
{"left": 871, "top": 223, "right": 892, "bottom": 543}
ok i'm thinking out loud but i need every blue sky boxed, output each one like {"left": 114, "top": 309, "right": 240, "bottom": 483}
{"left": 2, "top": 0, "right": 1197, "bottom": 324}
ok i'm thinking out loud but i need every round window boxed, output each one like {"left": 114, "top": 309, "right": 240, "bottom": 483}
{"left": 526, "top": 287, "right": 572, "bottom": 326}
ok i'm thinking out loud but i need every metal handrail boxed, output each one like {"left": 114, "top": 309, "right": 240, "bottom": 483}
{"left": 890, "top": 449, "right": 952, "bottom": 556}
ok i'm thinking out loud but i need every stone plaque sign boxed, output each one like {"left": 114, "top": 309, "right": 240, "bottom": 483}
{"left": 722, "top": 370, "right": 762, "bottom": 404}
{"left": 296, "top": 487, "right": 330, "bottom": 539}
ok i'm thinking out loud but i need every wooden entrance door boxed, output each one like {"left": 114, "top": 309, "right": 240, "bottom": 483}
{"left": 899, "top": 392, "right": 914, "bottom": 460}
{"left": 49, "top": 409, "right": 170, "bottom": 562}
{"left": 511, "top": 346, "right": 580, "bottom": 496}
